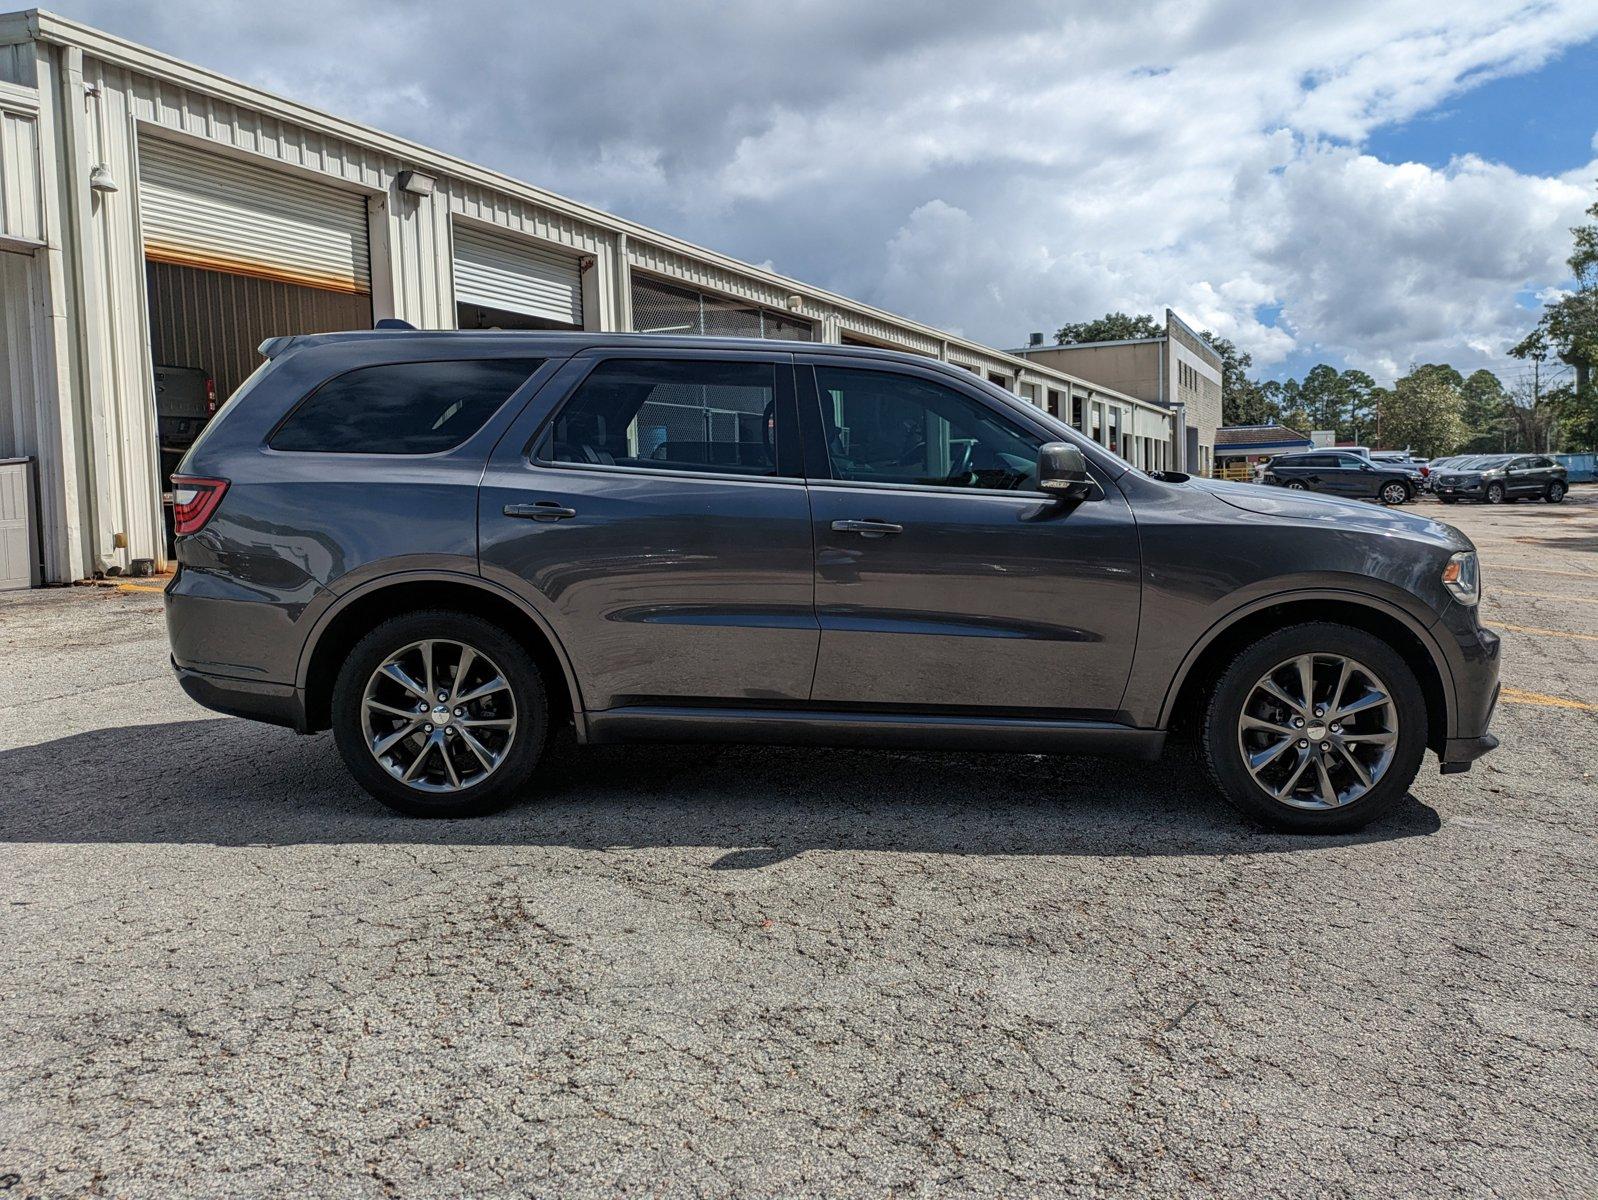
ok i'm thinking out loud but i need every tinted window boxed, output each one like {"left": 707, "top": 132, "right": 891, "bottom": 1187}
{"left": 815, "top": 366, "right": 1042, "bottom": 491}
{"left": 1297, "top": 454, "right": 1338, "bottom": 468}
{"left": 270, "top": 358, "right": 540, "bottom": 454}
{"left": 545, "top": 358, "right": 780, "bottom": 477}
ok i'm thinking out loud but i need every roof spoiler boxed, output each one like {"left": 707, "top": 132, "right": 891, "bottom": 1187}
{"left": 259, "top": 319, "right": 417, "bottom": 359}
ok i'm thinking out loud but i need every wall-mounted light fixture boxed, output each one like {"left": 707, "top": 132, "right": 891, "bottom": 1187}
{"left": 786, "top": 294, "right": 804, "bottom": 312}
{"left": 396, "top": 169, "right": 435, "bottom": 197}
{"left": 89, "top": 164, "right": 119, "bottom": 193}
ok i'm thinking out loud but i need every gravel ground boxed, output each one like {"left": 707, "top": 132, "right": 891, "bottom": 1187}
{"left": 1, "top": 492, "right": 1595, "bottom": 1198}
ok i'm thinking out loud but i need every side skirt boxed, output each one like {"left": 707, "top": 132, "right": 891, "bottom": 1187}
{"left": 582, "top": 705, "right": 1166, "bottom": 760}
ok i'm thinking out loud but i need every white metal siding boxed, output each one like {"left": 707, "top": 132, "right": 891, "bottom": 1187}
{"left": 0, "top": 84, "right": 43, "bottom": 245}
{"left": 452, "top": 223, "right": 581, "bottom": 326}
{"left": 137, "top": 135, "right": 371, "bottom": 292}
{"left": 0, "top": 457, "right": 36, "bottom": 589}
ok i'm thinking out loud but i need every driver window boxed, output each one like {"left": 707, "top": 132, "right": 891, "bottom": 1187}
{"left": 544, "top": 359, "right": 781, "bottom": 477}
{"left": 814, "top": 366, "right": 1043, "bottom": 491}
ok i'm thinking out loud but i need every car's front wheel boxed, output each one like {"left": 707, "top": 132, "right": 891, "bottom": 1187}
{"left": 1485, "top": 482, "right": 1506, "bottom": 504}
{"left": 1547, "top": 480, "right": 1567, "bottom": 503}
{"left": 1285, "top": 481, "right": 1308, "bottom": 491}
{"left": 331, "top": 611, "right": 549, "bottom": 817}
{"left": 1202, "top": 623, "right": 1428, "bottom": 833}
{"left": 1379, "top": 480, "right": 1411, "bottom": 506}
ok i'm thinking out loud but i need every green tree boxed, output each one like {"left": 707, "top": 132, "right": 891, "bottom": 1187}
{"left": 1054, "top": 311, "right": 1163, "bottom": 344}
{"left": 1512, "top": 189, "right": 1597, "bottom": 449}
{"left": 1339, "top": 370, "right": 1381, "bottom": 445}
{"left": 1458, "top": 369, "right": 1512, "bottom": 453}
{"left": 1379, "top": 368, "right": 1467, "bottom": 456}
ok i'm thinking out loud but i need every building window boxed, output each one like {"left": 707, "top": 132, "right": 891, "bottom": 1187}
{"left": 1047, "top": 389, "right": 1064, "bottom": 419}
{"left": 1071, "top": 394, "right": 1084, "bottom": 429}
{"left": 631, "top": 275, "right": 813, "bottom": 342}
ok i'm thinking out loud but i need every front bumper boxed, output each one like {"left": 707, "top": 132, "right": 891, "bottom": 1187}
{"left": 1433, "top": 479, "right": 1487, "bottom": 498}
{"left": 174, "top": 659, "right": 308, "bottom": 732}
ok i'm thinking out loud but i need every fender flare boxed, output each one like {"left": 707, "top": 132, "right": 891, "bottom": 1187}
{"left": 1153, "top": 587, "right": 1458, "bottom": 737}
{"left": 293, "top": 569, "right": 588, "bottom": 734}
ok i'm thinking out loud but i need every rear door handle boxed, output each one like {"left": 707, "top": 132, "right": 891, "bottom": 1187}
{"left": 504, "top": 502, "right": 578, "bottom": 522}
{"left": 831, "top": 519, "right": 903, "bottom": 538}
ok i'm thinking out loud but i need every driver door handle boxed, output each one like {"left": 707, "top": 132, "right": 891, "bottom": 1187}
{"left": 504, "top": 502, "right": 578, "bottom": 522}
{"left": 832, "top": 519, "right": 903, "bottom": 538}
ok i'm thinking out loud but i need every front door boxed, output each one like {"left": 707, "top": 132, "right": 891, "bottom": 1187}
{"left": 798, "top": 359, "right": 1141, "bottom": 717}
{"left": 479, "top": 350, "right": 818, "bottom": 712}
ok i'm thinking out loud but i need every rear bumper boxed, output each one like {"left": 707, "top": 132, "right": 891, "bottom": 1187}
{"left": 174, "top": 659, "right": 308, "bottom": 732}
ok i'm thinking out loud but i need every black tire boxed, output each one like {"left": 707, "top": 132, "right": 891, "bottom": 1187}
{"left": 1547, "top": 481, "right": 1567, "bottom": 503}
{"left": 1285, "top": 481, "right": 1307, "bottom": 491}
{"left": 331, "top": 610, "right": 549, "bottom": 817}
{"left": 1485, "top": 482, "right": 1506, "bottom": 504}
{"left": 1201, "top": 622, "right": 1428, "bottom": 833}
{"left": 1379, "top": 480, "right": 1411, "bottom": 506}
{"left": 1438, "top": 497, "right": 1457, "bottom": 505}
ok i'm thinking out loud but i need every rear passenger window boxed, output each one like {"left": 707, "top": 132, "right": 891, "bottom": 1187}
{"left": 543, "top": 359, "right": 780, "bottom": 477}
{"left": 269, "top": 358, "right": 541, "bottom": 454}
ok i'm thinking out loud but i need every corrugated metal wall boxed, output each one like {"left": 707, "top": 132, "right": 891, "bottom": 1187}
{"left": 0, "top": 90, "right": 43, "bottom": 246}
{"left": 146, "top": 262, "right": 371, "bottom": 400}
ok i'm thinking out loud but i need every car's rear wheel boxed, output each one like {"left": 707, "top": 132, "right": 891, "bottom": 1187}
{"left": 332, "top": 611, "right": 548, "bottom": 817}
{"left": 1202, "top": 623, "right": 1428, "bottom": 833}
{"left": 1547, "top": 480, "right": 1567, "bottom": 503}
{"left": 1438, "top": 497, "right": 1457, "bottom": 504}
{"left": 1485, "top": 482, "right": 1506, "bottom": 504}
{"left": 1379, "top": 481, "right": 1411, "bottom": 506}
{"left": 1285, "top": 481, "right": 1307, "bottom": 491}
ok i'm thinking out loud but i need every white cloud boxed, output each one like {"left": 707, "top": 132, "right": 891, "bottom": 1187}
{"left": 45, "top": 0, "right": 1598, "bottom": 381}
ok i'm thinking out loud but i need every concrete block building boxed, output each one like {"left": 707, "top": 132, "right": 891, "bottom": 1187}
{"left": 1009, "top": 309, "right": 1224, "bottom": 477}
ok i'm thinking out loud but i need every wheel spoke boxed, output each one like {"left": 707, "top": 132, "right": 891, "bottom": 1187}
{"left": 1258, "top": 678, "right": 1305, "bottom": 716}
{"left": 420, "top": 641, "right": 436, "bottom": 699}
{"left": 458, "top": 716, "right": 514, "bottom": 729}
{"left": 1327, "top": 660, "right": 1352, "bottom": 718}
{"left": 380, "top": 662, "right": 428, "bottom": 701}
{"left": 439, "top": 741, "right": 462, "bottom": 788}
{"left": 1248, "top": 736, "right": 1295, "bottom": 772}
{"left": 402, "top": 735, "right": 437, "bottom": 782}
{"left": 455, "top": 676, "right": 508, "bottom": 704}
{"left": 1313, "top": 755, "right": 1338, "bottom": 806}
{"left": 1241, "top": 714, "right": 1294, "bottom": 737}
{"left": 1273, "top": 747, "right": 1313, "bottom": 799}
{"left": 372, "top": 721, "right": 421, "bottom": 757}
{"left": 1340, "top": 729, "right": 1396, "bottom": 746}
{"left": 1332, "top": 690, "right": 1389, "bottom": 721}
{"left": 449, "top": 646, "right": 477, "bottom": 704}
{"left": 457, "top": 727, "right": 498, "bottom": 771}
{"left": 1295, "top": 656, "right": 1316, "bottom": 713}
{"left": 1334, "top": 741, "right": 1373, "bottom": 789}
{"left": 366, "top": 699, "right": 420, "bottom": 721}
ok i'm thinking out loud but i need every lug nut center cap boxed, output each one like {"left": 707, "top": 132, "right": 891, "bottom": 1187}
{"left": 432, "top": 705, "right": 452, "bottom": 726}
{"left": 1306, "top": 722, "right": 1327, "bottom": 741}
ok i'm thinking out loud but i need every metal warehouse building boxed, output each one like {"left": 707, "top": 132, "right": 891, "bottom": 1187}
{"left": 0, "top": 9, "right": 1182, "bottom": 586}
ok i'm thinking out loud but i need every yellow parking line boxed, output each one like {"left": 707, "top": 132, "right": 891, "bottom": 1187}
{"left": 1506, "top": 566, "right": 1598, "bottom": 582}
{"left": 1494, "top": 589, "right": 1598, "bottom": 605}
{"left": 1500, "top": 687, "right": 1597, "bottom": 713}
{"left": 1493, "top": 622, "right": 1598, "bottom": 643}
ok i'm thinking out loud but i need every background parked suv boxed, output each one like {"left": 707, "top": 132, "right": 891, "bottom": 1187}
{"left": 165, "top": 331, "right": 1500, "bottom": 834}
{"left": 1262, "top": 451, "right": 1415, "bottom": 505}
{"left": 1431, "top": 454, "right": 1568, "bottom": 504}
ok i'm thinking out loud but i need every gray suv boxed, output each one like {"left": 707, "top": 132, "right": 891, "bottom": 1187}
{"left": 166, "top": 331, "right": 1500, "bottom": 832}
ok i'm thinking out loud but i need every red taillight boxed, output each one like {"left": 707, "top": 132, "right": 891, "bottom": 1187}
{"left": 171, "top": 475, "right": 228, "bottom": 536}
{"left": 1419, "top": 465, "right": 1430, "bottom": 477}
{"left": 204, "top": 376, "right": 218, "bottom": 414}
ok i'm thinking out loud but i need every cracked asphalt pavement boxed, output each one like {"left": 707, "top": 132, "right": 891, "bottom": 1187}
{"left": 1, "top": 494, "right": 1595, "bottom": 1197}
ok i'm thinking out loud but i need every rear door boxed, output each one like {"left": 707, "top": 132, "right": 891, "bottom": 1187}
{"left": 479, "top": 348, "right": 818, "bottom": 711}
{"left": 796, "top": 357, "right": 1139, "bottom": 716}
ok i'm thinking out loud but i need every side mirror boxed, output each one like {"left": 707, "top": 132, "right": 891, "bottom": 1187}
{"left": 1038, "top": 442, "right": 1096, "bottom": 501}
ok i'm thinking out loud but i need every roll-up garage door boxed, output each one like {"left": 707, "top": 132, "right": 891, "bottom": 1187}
{"left": 452, "top": 224, "right": 582, "bottom": 327}
{"left": 138, "top": 137, "right": 371, "bottom": 294}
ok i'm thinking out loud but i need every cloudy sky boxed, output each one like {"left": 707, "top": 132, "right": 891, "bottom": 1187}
{"left": 44, "top": 0, "right": 1598, "bottom": 382}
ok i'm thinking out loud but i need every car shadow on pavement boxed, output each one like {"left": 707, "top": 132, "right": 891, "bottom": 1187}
{"left": 0, "top": 718, "right": 1441, "bottom": 863}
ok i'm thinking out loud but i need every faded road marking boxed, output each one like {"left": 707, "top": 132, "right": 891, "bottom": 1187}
{"left": 1493, "top": 622, "right": 1598, "bottom": 643}
{"left": 1500, "top": 687, "right": 1597, "bottom": 713}
{"left": 1494, "top": 589, "right": 1598, "bottom": 605}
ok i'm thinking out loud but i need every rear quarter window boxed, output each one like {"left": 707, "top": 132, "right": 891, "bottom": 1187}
{"left": 269, "top": 358, "right": 542, "bottom": 454}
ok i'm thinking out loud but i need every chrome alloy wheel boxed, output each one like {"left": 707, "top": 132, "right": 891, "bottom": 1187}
{"left": 1236, "top": 653, "right": 1398, "bottom": 810}
{"left": 1381, "top": 481, "right": 1408, "bottom": 505}
{"left": 361, "top": 639, "right": 517, "bottom": 793}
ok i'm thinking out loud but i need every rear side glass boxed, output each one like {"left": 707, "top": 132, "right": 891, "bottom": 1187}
{"left": 269, "top": 358, "right": 542, "bottom": 454}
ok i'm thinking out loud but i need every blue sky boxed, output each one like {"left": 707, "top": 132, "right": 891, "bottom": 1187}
{"left": 40, "top": 1, "right": 1598, "bottom": 386}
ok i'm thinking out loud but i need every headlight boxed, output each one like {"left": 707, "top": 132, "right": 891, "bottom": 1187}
{"left": 1442, "top": 551, "right": 1480, "bottom": 606}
